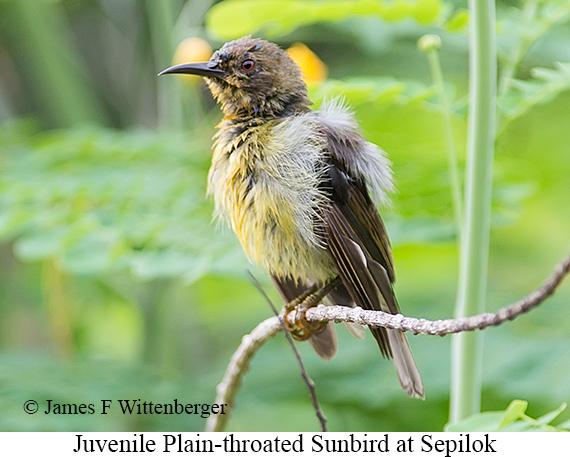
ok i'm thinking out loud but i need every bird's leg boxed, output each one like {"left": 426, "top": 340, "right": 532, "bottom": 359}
{"left": 285, "top": 277, "right": 342, "bottom": 341}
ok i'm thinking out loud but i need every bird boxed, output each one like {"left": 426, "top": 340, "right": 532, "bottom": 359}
{"left": 160, "top": 36, "right": 424, "bottom": 398}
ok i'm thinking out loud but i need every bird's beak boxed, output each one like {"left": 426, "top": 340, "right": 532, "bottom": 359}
{"left": 158, "top": 61, "right": 225, "bottom": 78}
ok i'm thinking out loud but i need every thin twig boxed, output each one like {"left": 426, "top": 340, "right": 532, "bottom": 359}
{"left": 204, "top": 316, "right": 281, "bottom": 432}
{"left": 248, "top": 273, "right": 327, "bottom": 432}
{"left": 300, "top": 251, "right": 570, "bottom": 335}
{"left": 204, "top": 250, "right": 570, "bottom": 432}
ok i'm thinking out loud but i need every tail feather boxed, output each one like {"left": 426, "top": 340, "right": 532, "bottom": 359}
{"left": 387, "top": 330, "right": 424, "bottom": 399}
{"left": 309, "top": 322, "right": 338, "bottom": 360}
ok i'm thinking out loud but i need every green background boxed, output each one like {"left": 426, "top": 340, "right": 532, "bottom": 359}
{"left": 0, "top": 0, "right": 569, "bottom": 431}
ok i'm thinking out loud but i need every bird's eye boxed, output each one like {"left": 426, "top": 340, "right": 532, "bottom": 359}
{"left": 241, "top": 59, "right": 255, "bottom": 72}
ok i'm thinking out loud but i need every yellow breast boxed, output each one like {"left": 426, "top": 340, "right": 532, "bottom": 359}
{"left": 207, "top": 115, "right": 336, "bottom": 282}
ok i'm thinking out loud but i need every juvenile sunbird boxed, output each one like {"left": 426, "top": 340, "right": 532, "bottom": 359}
{"left": 160, "top": 37, "right": 423, "bottom": 398}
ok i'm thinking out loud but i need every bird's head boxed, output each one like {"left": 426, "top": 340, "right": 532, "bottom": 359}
{"left": 160, "top": 36, "right": 311, "bottom": 118}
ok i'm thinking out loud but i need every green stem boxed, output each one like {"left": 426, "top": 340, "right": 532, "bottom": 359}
{"left": 42, "top": 260, "right": 74, "bottom": 358}
{"left": 173, "top": 0, "right": 217, "bottom": 129}
{"left": 497, "top": 0, "right": 538, "bottom": 96}
{"left": 3, "top": 0, "right": 107, "bottom": 127}
{"left": 140, "top": 279, "right": 174, "bottom": 373}
{"left": 146, "top": 0, "right": 183, "bottom": 130}
{"left": 450, "top": 0, "right": 497, "bottom": 423}
{"left": 497, "top": 1, "right": 570, "bottom": 133}
{"left": 0, "top": 82, "right": 11, "bottom": 122}
{"left": 174, "top": 0, "right": 217, "bottom": 39}
{"left": 425, "top": 46, "right": 463, "bottom": 242}
{"left": 498, "top": 1, "right": 570, "bottom": 97}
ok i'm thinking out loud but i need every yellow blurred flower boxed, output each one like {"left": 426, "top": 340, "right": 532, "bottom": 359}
{"left": 172, "top": 37, "right": 213, "bottom": 82}
{"left": 286, "top": 42, "right": 328, "bottom": 84}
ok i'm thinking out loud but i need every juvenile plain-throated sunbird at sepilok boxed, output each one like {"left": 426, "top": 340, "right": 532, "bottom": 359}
{"left": 160, "top": 37, "right": 424, "bottom": 399}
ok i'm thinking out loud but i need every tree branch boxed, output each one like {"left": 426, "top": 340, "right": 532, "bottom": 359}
{"left": 300, "top": 250, "right": 570, "bottom": 336}
{"left": 249, "top": 272, "right": 328, "bottom": 431}
{"left": 204, "top": 250, "right": 570, "bottom": 432}
{"left": 204, "top": 316, "right": 281, "bottom": 432}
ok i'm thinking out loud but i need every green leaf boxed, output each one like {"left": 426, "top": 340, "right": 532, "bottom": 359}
{"left": 206, "top": 0, "right": 444, "bottom": 40}
{"left": 445, "top": 412, "right": 504, "bottom": 432}
{"left": 130, "top": 250, "right": 210, "bottom": 282}
{"left": 0, "top": 211, "right": 33, "bottom": 241}
{"left": 411, "top": 0, "right": 442, "bottom": 24}
{"left": 535, "top": 402, "right": 567, "bottom": 426}
{"left": 381, "top": 0, "right": 412, "bottom": 22}
{"left": 498, "top": 62, "right": 570, "bottom": 134}
{"left": 498, "top": 399, "right": 528, "bottom": 428}
{"left": 445, "top": 8, "right": 469, "bottom": 31}
{"left": 60, "top": 230, "right": 121, "bottom": 276}
{"left": 499, "top": 421, "right": 534, "bottom": 432}
{"left": 14, "top": 228, "right": 69, "bottom": 261}
{"left": 309, "top": 77, "right": 430, "bottom": 108}
{"left": 557, "top": 419, "right": 570, "bottom": 431}
{"left": 447, "top": 401, "right": 570, "bottom": 432}
{"left": 0, "top": 126, "right": 226, "bottom": 282}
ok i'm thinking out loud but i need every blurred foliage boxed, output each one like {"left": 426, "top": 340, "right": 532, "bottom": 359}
{"left": 498, "top": 62, "right": 570, "bottom": 134}
{"left": 206, "top": 0, "right": 445, "bottom": 40}
{"left": 0, "top": 0, "right": 569, "bottom": 433}
{"left": 446, "top": 400, "right": 570, "bottom": 432}
{"left": 0, "top": 122, "right": 236, "bottom": 282}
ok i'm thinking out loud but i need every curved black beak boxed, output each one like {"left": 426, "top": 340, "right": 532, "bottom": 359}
{"left": 158, "top": 61, "right": 225, "bottom": 78}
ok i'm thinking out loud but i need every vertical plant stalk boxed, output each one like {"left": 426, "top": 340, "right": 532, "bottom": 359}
{"left": 0, "top": 83, "right": 12, "bottom": 122}
{"left": 173, "top": 0, "right": 217, "bottom": 129}
{"left": 146, "top": 0, "right": 183, "bottom": 130}
{"left": 139, "top": 279, "right": 173, "bottom": 371}
{"left": 497, "top": 0, "right": 570, "bottom": 97}
{"left": 420, "top": 35, "right": 463, "bottom": 241}
{"left": 497, "top": 0, "right": 538, "bottom": 96}
{"left": 5, "top": 0, "right": 106, "bottom": 127}
{"left": 450, "top": 0, "right": 497, "bottom": 423}
{"left": 42, "top": 260, "right": 74, "bottom": 358}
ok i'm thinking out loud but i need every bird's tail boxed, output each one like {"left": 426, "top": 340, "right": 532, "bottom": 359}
{"left": 309, "top": 322, "right": 337, "bottom": 360}
{"left": 387, "top": 329, "right": 424, "bottom": 399}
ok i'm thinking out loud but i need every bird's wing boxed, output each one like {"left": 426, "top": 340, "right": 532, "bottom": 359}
{"left": 321, "top": 153, "right": 424, "bottom": 398}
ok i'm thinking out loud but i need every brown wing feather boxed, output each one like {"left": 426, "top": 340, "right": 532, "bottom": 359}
{"left": 325, "top": 207, "right": 392, "bottom": 358}
{"left": 322, "top": 152, "right": 424, "bottom": 398}
{"left": 344, "top": 184, "right": 396, "bottom": 284}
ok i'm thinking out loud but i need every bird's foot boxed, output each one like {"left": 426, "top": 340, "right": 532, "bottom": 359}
{"left": 283, "top": 278, "right": 342, "bottom": 341}
{"left": 285, "top": 303, "right": 328, "bottom": 341}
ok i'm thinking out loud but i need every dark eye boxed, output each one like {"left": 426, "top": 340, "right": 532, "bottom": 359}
{"left": 241, "top": 59, "right": 255, "bottom": 72}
